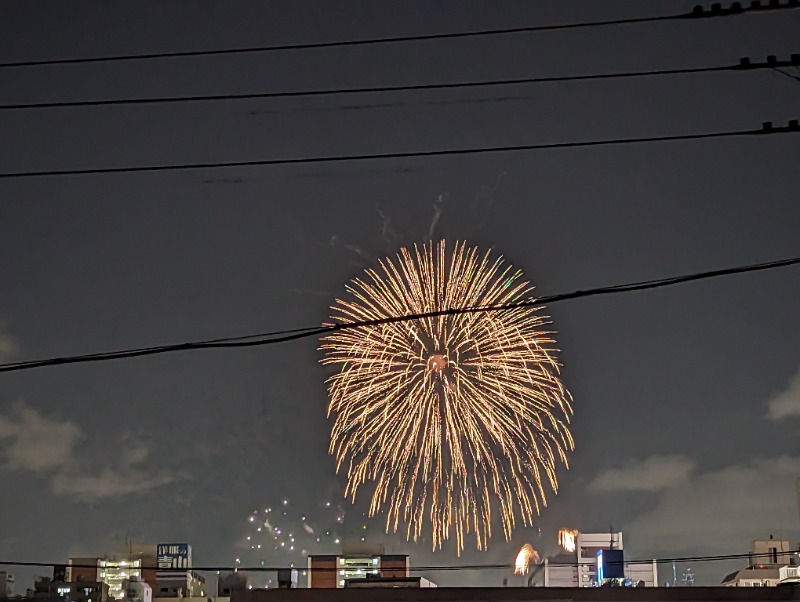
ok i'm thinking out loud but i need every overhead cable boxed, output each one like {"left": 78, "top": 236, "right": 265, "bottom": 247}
{"left": 1, "top": 255, "right": 797, "bottom": 374}
{"left": 0, "top": 121, "right": 797, "bottom": 181}
{"left": 0, "top": 1, "right": 796, "bottom": 69}
{"left": 1, "top": 55, "right": 797, "bottom": 112}
{"left": 772, "top": 67, "right": 800, "bottom": 82}
{"left": 0, "top": 550, "right": 792, "bottom": 572}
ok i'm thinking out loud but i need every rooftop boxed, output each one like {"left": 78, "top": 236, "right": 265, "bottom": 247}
{"left": 233, "top": 585, "right": 800, "bottom": 602}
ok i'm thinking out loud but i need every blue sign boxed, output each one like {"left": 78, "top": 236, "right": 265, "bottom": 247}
{"left": 596, "top": 549, "right": 624, "bottom": 582}
{"left": 157, "top": 543, "right": 192, "bottom": 571}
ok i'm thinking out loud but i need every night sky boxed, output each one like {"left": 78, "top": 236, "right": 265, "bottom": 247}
{"left": 1, "top": 0, "right": 798, "bottom": 589}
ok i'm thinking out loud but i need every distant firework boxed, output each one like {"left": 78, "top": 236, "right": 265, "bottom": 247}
{"left": 320, "top": 240, "right": 574, "bottom": 553}
{"left": 558, "top": 528, "right": 578, "bottom": 553}
{"left": 236, "top": 497, "right": 375, "bottom": 587}
{"left": 515, "top": 544, "right": 539, "bottom": 575}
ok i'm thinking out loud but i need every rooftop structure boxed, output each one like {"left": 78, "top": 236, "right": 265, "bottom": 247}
{"left": 307, "top": 554, "right": 408, "bottom": 588}
{"left": 722, "top": 537, "right": 800, "bottom": 587}
{"left": 531, "top": 530, "right": 657, "bottom": 588}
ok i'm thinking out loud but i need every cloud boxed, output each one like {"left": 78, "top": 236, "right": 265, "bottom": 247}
{"left": 0, "top": 321, "right": 18, "bottom": 358}
{"left": 587, "top": 454, "right": 695, "bottom": 493}
{"left": 0, "top": 401, "right": 176, "bottom": 501}
{"left": 53, "top": 433, "right": 176, "bottom": 501}
{"left": 766, "top": 367, "right": 800, "bottom": 420}
{"left": 52, "top": 464, "right": 175, "bottom": 501}
{"left": 624, "top": 455, "right": 800, "bottom": 555}
{"left": 0, "top": 402, "right": 81, "bottom": 471}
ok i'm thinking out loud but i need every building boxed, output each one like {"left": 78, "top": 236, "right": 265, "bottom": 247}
{"left": 100, "top": 559, "right": 142, "bottom": 600}
{"left": 779, "top": 566, "right": 800, "bottom": 585}
{"left": 153, "top": 571, "right": 205, "bottom": 598}
{"left": 217, "top": 572, "right": 252, "bottom": 602}
{"left": 67, "top": 543, "right": 195, "bottom": 600}
{"left": 66, "top": 557, "right": 142, "bottom": 600}
{"left": 751, "top": 538, "right": 795, "bottom": 566}
{"left": 722, "top": 537, "right": 800, "bottom": 587}
{"left": 307, "top": 555, "right": 408, "bottom": 588}
{"left": 722, "top": 561, "right": 800, "bottom": 587}
{"left": 67, "top": 559, "right": 101, "bottom": 584}
{"left": 0, "top": 572, "right": 14, "bottom": 597}
{"left": 148, "top": 543, "right": 204, "bottom": 600}
{"left": 30, "top": 577, "right": 109, "bottom": 602}
{"left": 231, "top": 585, "right": 800, "bottom": 602}
{"left": 537, "top": 554, "right": 576, "bottom": 587}
{"left": 121, "top": 577, "right": 152, "bottom": 602}
{"left": 722, "top": 566, "right": 786, "bottom": 588}
{"left": 346, "top": 577, "right": 436, "bottom": 589}
{"left": 575, "top": 531, "right": 623, "bottom": 586}
{"left": 537, "top": 531, "right": 657, "bottom": 587}
{"left": 129, "top": 545, "right": 158, "bottom": 593}
{"left": 625, "top": 561, "right": 660, "bottom": 587}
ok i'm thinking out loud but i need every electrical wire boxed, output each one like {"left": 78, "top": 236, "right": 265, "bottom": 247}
{"left": 773, "top": 67, "right": 800, "bottom": 83}
{"left": 1, "top": 255, "right": 797, "bottom": 375}
{"left": 3, "top": 2, "right": 794, "bottom": 69}
{"left": 0, "top": 121, "right": 797, "bottom": 180}
{"left": 3, "top": 57, "right": 797, "bottom": 111}
{"left": 0, "top": 550, "right": 794, "bottom": 573}
{"left": 0, "top": 16, "right": 673, "bottom": 69}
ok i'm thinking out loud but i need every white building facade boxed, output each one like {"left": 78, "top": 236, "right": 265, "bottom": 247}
{"left": 100, "top": 559, "right": 142, "bottom": 600}
{"left": 540, "top": 531, "right": 657, "bottom": 587}
{"left": 121, "top": 576, "right": 152, "bottom": 602}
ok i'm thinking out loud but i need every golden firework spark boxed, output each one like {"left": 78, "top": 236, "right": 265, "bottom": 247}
{"left": 559, "top": 528, "right": 578, "bottom": 553}
{"left": 515, "top": 544, "right": 540, "bottom": 575}
{"left": 320, "top": 240, "right": 574, "bottom": 553}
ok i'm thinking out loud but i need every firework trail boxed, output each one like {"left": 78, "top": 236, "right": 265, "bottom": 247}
{"left": 320, "top": 240, "right": 574, "bottom": 553}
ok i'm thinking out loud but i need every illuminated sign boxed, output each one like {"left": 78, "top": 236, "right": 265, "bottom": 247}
{"left": 596, "top": 549, "right": 624, "bottom": 582}
{"left": 157, "top": 544, "right": 192, "bottom": 572}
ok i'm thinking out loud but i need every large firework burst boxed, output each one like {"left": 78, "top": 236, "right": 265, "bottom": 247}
{"left": 320, "top": 240, "right": 574, "bottom": 553}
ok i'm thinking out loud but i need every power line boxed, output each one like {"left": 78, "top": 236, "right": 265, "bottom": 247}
{"left": 2, "top": 56, "right": 797, "bottom": 112}
{"left": 0, "top": 121, "right": 797, "bottom": 181}
{"left": 0, "top": 2, "right": 796, "bottom": 69}
{"left": 773, "top": 66, "right": 800, "bottom": 83}
{"left": 1, "top": 255, "right": 797, "bottom": 375}
{"left": 0, "top": 550, "right": 791, "bottom": 572}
